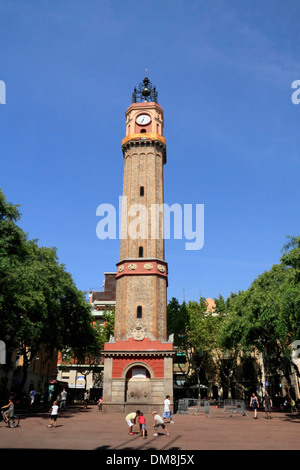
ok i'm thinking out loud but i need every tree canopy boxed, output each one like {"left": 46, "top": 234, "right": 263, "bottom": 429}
{"left": 167, "top": 296, "right": 224, "bottom": 394}
{"left": 167, "top": 237, "right": 300, "bottom": 395}
{"left": 0, "top": 189, "right": 98, "bottom": 387}
{"left": 219, "top": 236, "right": 300, "bottom": 387}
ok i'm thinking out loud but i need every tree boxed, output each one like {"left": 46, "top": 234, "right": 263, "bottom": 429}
{"left": 0, "top": 189, "right": 98, "bottom": 390}
{"left": 219, "top": 236, "right": 300, "bottom": 394}
{"left": 59, "top": 308, "right": 115, "bottom": 391}
{"left": 187, "top": 299, "right": 216, "bottom": 396}
{"left": 167, "top": 297, "right": 190, "bottom": 347}
{"left": 167, "top": 296, "right": 224, "bottom": 397}
{"left": 96, "top": 309, "right": 115, "bottom": 351}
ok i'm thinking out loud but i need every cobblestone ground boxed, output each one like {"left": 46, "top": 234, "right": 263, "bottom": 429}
{"left": 0, "top": 404, "right": 299, "bottom": 456}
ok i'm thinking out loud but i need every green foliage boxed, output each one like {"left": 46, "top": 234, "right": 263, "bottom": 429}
{"left": 219, "top": 235, "right": 300, "bottom": 382}
{"left": 0, "top": 189, "right": 98, "bottom": 373}
{"left": 167, "top": 236, "right": 300, "bottom": 392}
{"left": 167, "top": 296, "right": 225, "bottom": 391}
{"left": 95, "top": 309, "right": 115, "bottom": 351}
{"left": 167, "top": 297, "right": 189, "bottom": 347}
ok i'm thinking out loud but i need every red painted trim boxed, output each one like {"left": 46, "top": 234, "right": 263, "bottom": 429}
{"left": 116, "top": 259, "right": 168, "bottom": 279}
{"left": 104, "top": 337, "right": 173, "bottom": 351}
{"left": 112, "top": 356, "right": 165, "bottom": 378}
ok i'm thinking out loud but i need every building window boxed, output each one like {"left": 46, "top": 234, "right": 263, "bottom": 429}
{"left": 139, "top": 246, "right": 143, "bottom": 257}
{"left": 137, "top": 305, "right": 142, "bottom": 319}
{"left": 140, "top": 186, "right": 144, "bottom": 196}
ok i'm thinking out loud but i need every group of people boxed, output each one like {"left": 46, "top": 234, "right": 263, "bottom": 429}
{"left": 283, "top": 395, "right": 297, "bottom": 412}
{"left": 125, "top": 395, "right": 174, "bottom": 438}
{"left": 250, "top": 391, "right": 273, "bottom": 419}
{"left": 249, "top": 390, "right": 299, "bottom": 419}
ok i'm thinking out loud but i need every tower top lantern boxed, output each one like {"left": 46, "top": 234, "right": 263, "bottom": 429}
{"left": 132, "top": 75, "right": 158, "bottom": 104}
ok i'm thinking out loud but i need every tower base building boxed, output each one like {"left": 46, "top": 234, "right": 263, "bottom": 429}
{"left": 102, "top": 338, "right": 174, "bottom": 414}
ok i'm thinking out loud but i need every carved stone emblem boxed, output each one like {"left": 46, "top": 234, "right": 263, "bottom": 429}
{"left": 144, "top": 263, "right": 153, "bottom": 270}
{"left": 118, "top": 265, "right": 124, "bottom": 272}
{"left": 132, "top": 326, "right": 145, "bottom": 340}
{"left": 128, "top": 263, "right": 137, "bottom": 270}
{"left": 157, "top": 264, "right": 165, "bottom": 273}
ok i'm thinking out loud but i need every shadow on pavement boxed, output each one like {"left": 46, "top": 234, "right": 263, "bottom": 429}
{"left": 16, "top": 405, "right": 94, "bottom": 421}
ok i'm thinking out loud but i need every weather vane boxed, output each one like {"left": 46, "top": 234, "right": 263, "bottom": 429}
{"left": 132, "top": 73, "right": 158, "bottom": 103}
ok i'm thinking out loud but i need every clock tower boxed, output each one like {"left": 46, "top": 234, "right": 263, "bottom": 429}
{"left": 102, "top": 76, "right": 174, "bottom": 414}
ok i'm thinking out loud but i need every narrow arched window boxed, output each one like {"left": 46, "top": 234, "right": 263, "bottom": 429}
{"left": 137, "top": 306, "right": 142, "bottom": 319}
{"left": 139, "top": 246, "right": 143, "bottom": 257}
{"left": 140, "top": 186, "right": 144, "bottom": 196}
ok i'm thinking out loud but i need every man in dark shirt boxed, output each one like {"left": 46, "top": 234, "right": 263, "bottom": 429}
{"left": 263, "top": 391, "right": 273, "bottom": 419}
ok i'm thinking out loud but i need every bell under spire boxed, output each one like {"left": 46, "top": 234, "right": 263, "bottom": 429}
{"left": 132, "top": 75, "right": 158, "bottom": 104}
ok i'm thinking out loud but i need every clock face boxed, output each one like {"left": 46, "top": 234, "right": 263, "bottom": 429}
{"left": 136, "top": 114, "right": 151, "bottom": 125}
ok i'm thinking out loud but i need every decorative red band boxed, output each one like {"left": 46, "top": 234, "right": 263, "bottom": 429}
{"left": 115, "top": 259, "right": 168, "bottom": 279}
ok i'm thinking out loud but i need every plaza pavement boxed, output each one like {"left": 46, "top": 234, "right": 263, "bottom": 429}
{"left": 0, "top": 404, "right": 299, "bottom": 456}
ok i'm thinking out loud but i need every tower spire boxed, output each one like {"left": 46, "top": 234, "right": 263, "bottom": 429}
{"left": 132, "top": 75, "right": 158, "bottom": 103}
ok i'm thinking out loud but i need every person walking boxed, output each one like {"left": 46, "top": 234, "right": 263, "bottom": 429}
{"left": 290, "top": 397, "right": 296, "bottom": 413}
{"left": 125, "top": 410, "right": 140, "bottom": 435}
{"left": 83, "top": 390, "right": 88, "bottom": 409}
{"left": 162, "top": 395, "right": 174, "bottom": 424}
{"left": 250, "top": 392, "right": 259, "bottom": 419}
{"left": 60, "top": 389, "right": 67, "bottom": 410}
{"left": 48, "top": 401, "right": 59, "bottom": 428}
{"left": 152, "top": 411, "right": 169, "bottom": 436}
{"left": 29, "top": 388, "right": 36, "bottom": 408}
{"left": 263, "top": 391, "right": 273, "bottom": 419}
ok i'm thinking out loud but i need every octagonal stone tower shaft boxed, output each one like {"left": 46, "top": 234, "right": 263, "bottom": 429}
{"left": 114, "top": 97, "right": 168, "bottom": 343}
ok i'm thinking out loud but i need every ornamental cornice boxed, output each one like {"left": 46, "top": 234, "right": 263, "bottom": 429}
{"left": 115, "top": 259, "right": 168, "bottom": 279}
{"left": 102, "top": 350, "right": 175, "bottom": 358}
{"left": 121, "top": 135, "right": 166, "bottom": 163}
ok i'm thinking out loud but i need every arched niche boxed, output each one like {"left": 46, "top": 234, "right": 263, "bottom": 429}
{"left": 123, "top": 362, "right": 153, "bottom": 403}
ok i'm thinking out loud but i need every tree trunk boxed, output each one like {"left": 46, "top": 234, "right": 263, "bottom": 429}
{"left": 20, "top": 359, "right": 28, "bottom": 393}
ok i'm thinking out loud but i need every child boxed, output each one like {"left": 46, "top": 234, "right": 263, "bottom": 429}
{"left": 48, "top": 400, "right": 59, "bottom": 428}
{"left": 152, "top": 411, "right": 169, "bottom": 436}
{"left": 1, "top": 398, "right": 15, "bottom": 422}
{"left": 125, "top": 410, "right": 140, "bottom": 435}
{"left": 98, "top": 397, "right": 103, "bottom": 410}
{"left": 138, "top": 412, "right": 147, "bottom": 439}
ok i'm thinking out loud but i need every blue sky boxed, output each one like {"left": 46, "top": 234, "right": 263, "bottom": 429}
{"left": 1, "top": 0, "right": 299, "bottom": 304}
